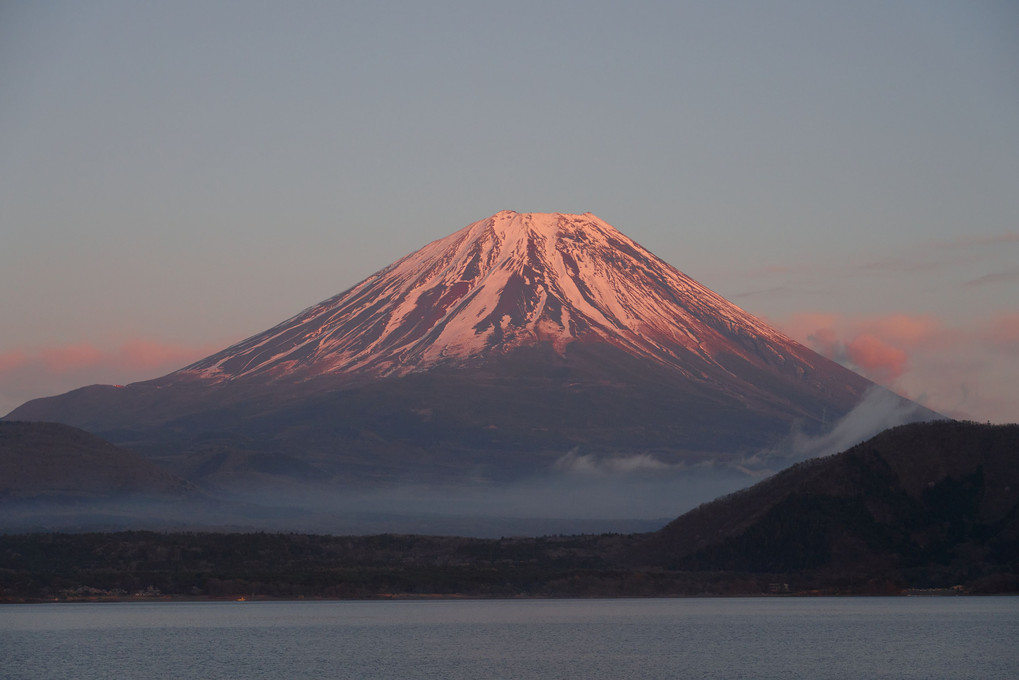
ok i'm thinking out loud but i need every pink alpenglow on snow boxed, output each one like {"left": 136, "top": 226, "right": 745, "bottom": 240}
{"left": 179, "top": 211, "right": 796, "bottom": 384}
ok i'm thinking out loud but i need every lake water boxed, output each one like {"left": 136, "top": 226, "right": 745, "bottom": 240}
{"left": 1, "top": 597, "right": 1016, "bottom": 679}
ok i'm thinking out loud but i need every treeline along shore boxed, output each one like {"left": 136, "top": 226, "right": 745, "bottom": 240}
{"left": 0, "top": 526, "right": 1013, "bottom": 603}
{"left": 0, "top": 531, "right": 715, "bottom": 601}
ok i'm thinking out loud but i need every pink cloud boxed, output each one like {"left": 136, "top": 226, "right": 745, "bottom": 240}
{"left": 2, "top": 340, "right": 210, "bottom": 377}
{"left": 0, "top": 349, "right": 29, "bottom": 373}
{"left": 855, "top": 314, "right": 942, "bottom": 349}
{"left": 844, "top": 333, "right": 908, "bottom": 384}
{"left": 780, "top": 312, "right": 946, "bottom": 376}
{"left": 0, "top": 339, "right": 218, "bottom": 416}
{"left": 775, "top": 311, "right": 1019, "bottom": 423}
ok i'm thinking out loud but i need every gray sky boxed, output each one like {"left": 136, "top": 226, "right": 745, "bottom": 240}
{"left": 2, "top": 1, "right": 1017, "bottom": 421}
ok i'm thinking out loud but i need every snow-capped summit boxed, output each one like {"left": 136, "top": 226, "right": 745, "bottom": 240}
{"left": 177, "top": 211, "right": 802, "bottom": 385}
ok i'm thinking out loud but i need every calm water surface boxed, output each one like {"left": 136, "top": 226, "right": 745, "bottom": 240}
{"left": 1, "top": 597, "right": 1016, "bottom": 679}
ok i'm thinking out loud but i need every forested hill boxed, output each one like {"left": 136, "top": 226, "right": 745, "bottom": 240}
{"left": 640, "top": 420, "right": 1018, "bottom": 585}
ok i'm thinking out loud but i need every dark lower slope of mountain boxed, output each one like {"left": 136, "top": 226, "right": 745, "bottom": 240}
{"left": 638, "top": 421, "right": 1019, "bottom": 590}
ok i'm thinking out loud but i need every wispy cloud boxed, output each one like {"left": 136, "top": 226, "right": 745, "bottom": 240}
{"left": 730, "top": 285, "right": 801, "bottom": 301}
{"left": 753, "top": 386, "right": 937, "bottom": 469}
{"left": 855, "top": 231, "right": 1019, "bottom": 276}
{"left": 730, "top": 230, "right": 1019, "bottom": 297}
{"left": 0, "top": 339, "right": 216, "bottom": 416}
{"left": 554, "top": 449, "right": 676, "bottom": 476}
{"left": 965, "top": 267, "right": 1019, "bottom": 288}
{"left": 943, "top": 233, "right": 1019, "bottom": 249}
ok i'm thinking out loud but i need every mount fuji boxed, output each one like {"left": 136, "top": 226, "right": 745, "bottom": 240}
{"left": 6, "top": 211, "right": 936, "bottom": 527}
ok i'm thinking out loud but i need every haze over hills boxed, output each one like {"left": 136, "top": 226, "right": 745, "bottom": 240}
{"left": 4, "top": 421, "right": 1015, "bottom": 598}
{"left": 0, "top": 421, "right": 215, "bottom": 532}
{"left": 5, "top": 212, "right": 938, "bottom": 530}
